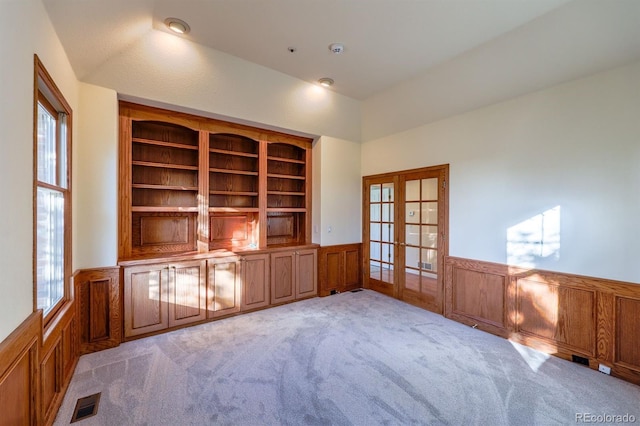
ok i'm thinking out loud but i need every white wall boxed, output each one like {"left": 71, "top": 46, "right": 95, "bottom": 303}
{"left": 83, "top": 30, "right": 362, "bottom": 143}
{"left": 361, "top": 0, "right": 640, "bottom": 142}
{"left": 361, "top": 60, "right": 640, "bottom": 283}
{"left": 0, "top": 0, "right": 79, "bottom": 342}
{"left": 74, "top": 83, "right": 119, "bottom": 268}
{"left": 313, "top": 137, "right": 362, "bottom": 246}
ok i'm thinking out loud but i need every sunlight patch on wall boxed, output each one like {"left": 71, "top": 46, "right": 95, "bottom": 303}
{"left": 507, "top": 206, "right": 561, "bottom": 268}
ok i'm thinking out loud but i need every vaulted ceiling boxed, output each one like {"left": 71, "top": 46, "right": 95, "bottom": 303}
{"left": 43, "top": 0, "right": 640, "bottom": 132}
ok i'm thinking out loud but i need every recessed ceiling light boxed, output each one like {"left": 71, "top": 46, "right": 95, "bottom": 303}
{"left": 164, "top": 18, "right": 190, "bottom": 35}
{"left": 318, "top": 78, "right": 334, "bottom": 87}
{"left": 328, "top": 43, "right": 345, "bottom": 54}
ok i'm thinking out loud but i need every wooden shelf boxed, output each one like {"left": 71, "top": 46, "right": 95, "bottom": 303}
{"left": 131, "top": 206, "right": 199, "bottom": 213}
{"left": 133, "top": 184, "right": 198, "bottom": 191}
{"left": 133, "top": 160, "right": 199, "bottom": 171}
{"left": 267, "top": 191, "right": 305, "bottom": 196}
{"left": 267, "top": 156, "right": 305, "bottom": 164}
{"left": 267, "top": 208, "right": 307, "bottom": 213}
{"left": 133, "top": 138, "right": 198, "bottom": 150}
{"left": 120, "top": 102, "right": 312, "bottom": 259}
{"left": 210, "top": 207, "right": 260, "bottom": 213}
{"left": 210, "top": 148, "right": 258, "bottom": 158}
{"left": 267, "top": 173, "right": 305, "bottom": 180}
{"left": 210, "top": 168, "right": 259, "bottom": 176}
{"left": 210, "top": 191, "right": 258, "bottom": 196}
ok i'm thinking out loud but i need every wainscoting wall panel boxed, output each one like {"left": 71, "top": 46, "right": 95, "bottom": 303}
{"left": 318, "top": 244, "right": 362, "bottom": 296}
{"left": 615, "top": 296, "right": 640, "bottom": 374}
{"left": 516, "top": 276, "right": 595, "bottom": 357}
{"left": 0, "top": 311, "right": 41, "bottom": 425}
{"left": 0, "top": 299, "right": 79, "bottom": 425}
{"left": 41, "top": 301, "right": 78, "bottom": 425}
{"left": 445, "top": 256, "right": 640, "bottom": 386}
{"left": 74, "top": 267, "right": 121, "bottom": 355}
{"left": 445, "top": 260, "right": 511, "bottom": 337}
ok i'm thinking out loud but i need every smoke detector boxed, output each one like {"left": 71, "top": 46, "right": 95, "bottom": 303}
{"left": 328, "top": 43, "right": 345, "bottom": 54}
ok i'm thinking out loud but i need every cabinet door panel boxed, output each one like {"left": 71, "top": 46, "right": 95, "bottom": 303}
{"left": 242, "top": 254, "right": 269, "bottom": 311}
{"left": 296, "top": 249, "right": 318, "bottom": 299}
{"left": 124, "top": 265, "right": 168, "bottom": 337}
{"left": 271, "top": 252, "right": 295, "bottom": 304}
{"left": 169, "top": 261, "right": 206, "bottom": 327}
{"left": 208, "top": 257, "right": 241, "bottom": 318}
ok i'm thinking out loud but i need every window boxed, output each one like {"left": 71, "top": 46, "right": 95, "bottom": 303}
{"left": 34, "top": 55, "right": 72, "bottom": 322}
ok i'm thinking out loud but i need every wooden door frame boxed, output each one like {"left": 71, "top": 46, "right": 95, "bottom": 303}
{"left": 362, "top": 164, "right": 449, "bottom": 314}
{"left": 362, "top": 174, "right": 400, "bottom": 298}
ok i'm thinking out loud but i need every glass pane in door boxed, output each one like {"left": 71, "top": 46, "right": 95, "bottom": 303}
{"left": 404, "top": 178, "right": 438, "bottom": 295}
{"left": 369, "top": 182, "right": 395, "bottom": 285}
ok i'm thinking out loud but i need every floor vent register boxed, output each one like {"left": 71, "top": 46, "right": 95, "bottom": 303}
{"left": 70, "top": 392, "right": 101, "bottom": 423}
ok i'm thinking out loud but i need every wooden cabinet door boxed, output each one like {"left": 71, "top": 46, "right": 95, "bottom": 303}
{"left": 168, "top": 260, "right": 206, "bottom": 327}
{"left": 207, "top": 256, "right": 242, "bottom": 318}
{"left": 124, "top": 264, "right": 169, "bottom": 338}
{"left": 241, "top": 253, "right": 269, "bottom": 311}
{"left": 296, "top": 249, "right": 317, "bottom": 299}
{"left": 271, "top": 251, "right": 296, "bottom": 304}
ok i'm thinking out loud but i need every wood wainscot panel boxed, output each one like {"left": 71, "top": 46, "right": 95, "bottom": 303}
{"left": 132, "top": 212, "right": 197, "bottom": 256}
{"left": 596, "top": 291, "right": 615, "bottom": 364}
{"left": 40, "top": 342, "right": 59, "bottom": 424}
{"left": 210, "top": 214, "right": 256, "bottom": 249}
{"left": 514, "top": 274, "right": 596, "bottom": 359}
{"left": 268, "top": 214, "right": 293, "bottom": 237}
{"left": 266, "top": 212, "right": 303, "bottom": 246}
{"left": 325, "top": 252, "right": 341, "bottom": 294}
{"left": 613, "top": 295, "right": 640, "bottom": 383}
{"left": 74, "top": 267, "right": 121, "bottom": 355}
{"left": 0, "top": 311, "right": 41, "bottom": 426}
{"left": 41, "top": 300, "right": 78, "bottom": 425}
{"left": 318, "top": 244, "right": 362, "bottom": 296}
{"left": 444, "top": 256, "right": 640, "bottom": 386}
{"left": 444, "top": 257, "right": 512, "bottom": 337}
{"left": 344, "top": 248, "right": 361, "bottom": 290}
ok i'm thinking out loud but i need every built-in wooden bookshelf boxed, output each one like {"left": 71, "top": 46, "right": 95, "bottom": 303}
{"left": 265, "top": 142, "right": 310, "bottom": 246}
{"left": 119, "top": 101, "right": 313, "bottom": 259}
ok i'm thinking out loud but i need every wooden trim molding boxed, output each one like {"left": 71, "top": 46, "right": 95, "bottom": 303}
{"left": 0, "top": 311, "right": 42, "bottom": 425}
{"left": 318, "top": 243, "right": 362, "bottom": 296}
{"left": 445, "top": 256, "right": 640, "bottom": 386}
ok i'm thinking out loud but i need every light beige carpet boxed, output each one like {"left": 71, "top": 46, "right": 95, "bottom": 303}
{"left": 54, "top": 290, "right": 640, "bottom": 425}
